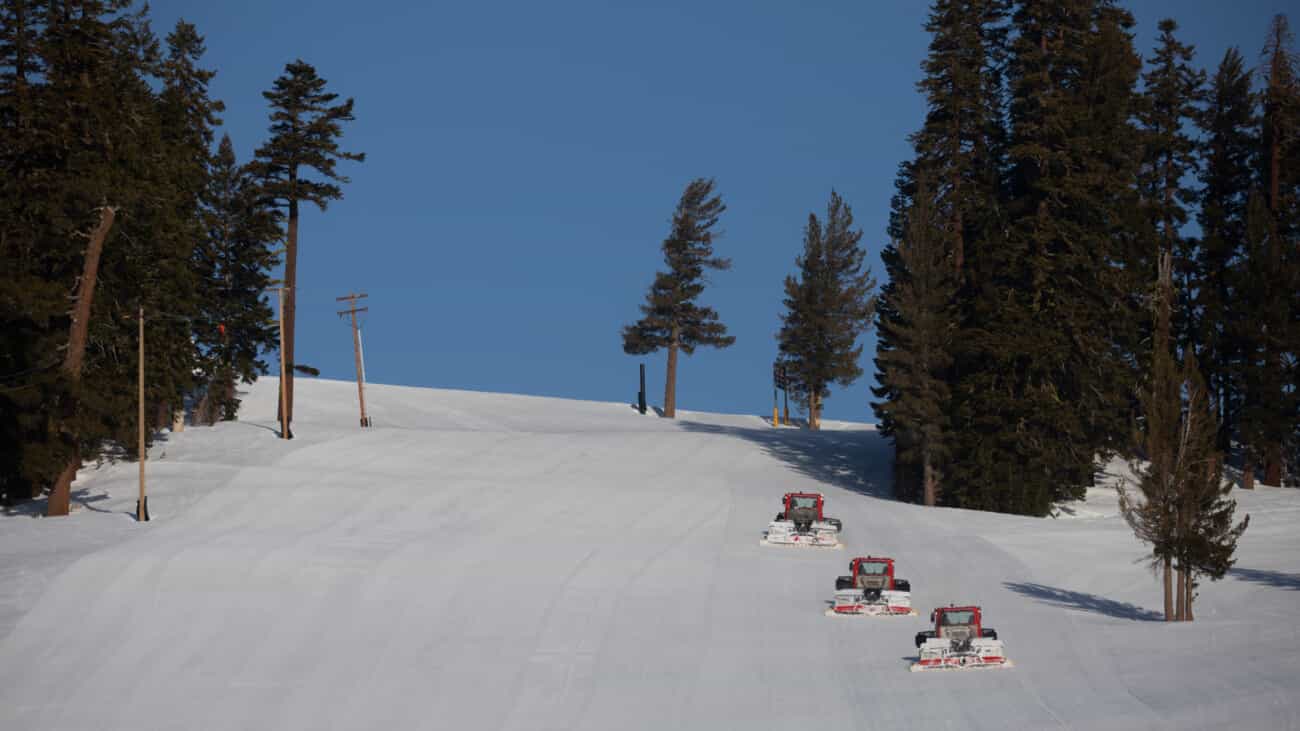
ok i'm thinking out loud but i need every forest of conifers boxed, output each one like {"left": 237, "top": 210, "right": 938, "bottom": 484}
{"left": 0, "top": 1, "right": 361, "bottom": 509}
{"left": 873, "top": 2, "right": 1299, "bottom": 515}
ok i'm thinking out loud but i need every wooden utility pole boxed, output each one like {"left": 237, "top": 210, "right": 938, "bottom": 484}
{"left": 277, "top": 286, "right": 290, "bottom": 439}
{"left": 336, "top": 292, "right": 371, "bottom": 427}
{"left": 136, "top": 306, "right": 148, "bottom": 522}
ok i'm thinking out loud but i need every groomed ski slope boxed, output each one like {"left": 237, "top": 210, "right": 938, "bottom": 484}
{"left": 1, "top": 378, "right": 1298, "bottom": 730}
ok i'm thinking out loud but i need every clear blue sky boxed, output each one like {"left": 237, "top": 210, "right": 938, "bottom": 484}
{"left": 152, "top": 0, "right": 1291, "bottom": 422}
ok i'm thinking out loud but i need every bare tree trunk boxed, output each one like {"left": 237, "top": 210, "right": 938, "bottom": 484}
{"left": 892, "top": 450, "right": 904, "bottom": 500}
{"left": 224, "top": 371, "right": 236, "bottom": 421}
{"left": 1264, "top": 446, "right": 1282, "bottom": 486}
{"left": 1184, "top": 572, "right": 1194, "bottom": 621}
{"left": 194, "top": 391, "right": 211, "bottom": 426}
{"left": 1175, "top": 565, "right": 1186, "bottom": 621}
{"left": 949, "top": 122, "right": 964, "bottom": 275}
{"left": 280, "top": 191, "right": 299, "bottom": 428}
{"left": 663, "top": 329, "right": 678, "bottom": 418}
{"left": 47, "top": 207, "right": 116, "bottom": 517}
{"left": 923, "top": 449, "right": 937, "bottom": 507}
{"left": 1242, "top": 456, "right": 1255, "bottom": 490}
{"left": 1262, "top": 31, "right": 1283, "bottom": 489}
{"left": 1163, "top": 556, "right": 1174, "bottom": 621}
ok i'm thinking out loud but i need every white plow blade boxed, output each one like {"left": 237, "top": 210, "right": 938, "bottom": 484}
{"left": 826, "top": 589, "right": 915, "bottom": 616}
{"left": 761, "top": 520, "right": 841, "bottom": 548}
{"left": 910, "top": 638, "right": 1011, "bottom": 671}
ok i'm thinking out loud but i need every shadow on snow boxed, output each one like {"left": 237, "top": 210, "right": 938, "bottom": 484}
{"left": 1229, "top": 567, "right": 1300, "bottom": 591}
{"left": 1003, "top": 581, "right": 1164, "bottom": 621}
{"left": 676, "top": 419, "right": 893, "bottom": 500}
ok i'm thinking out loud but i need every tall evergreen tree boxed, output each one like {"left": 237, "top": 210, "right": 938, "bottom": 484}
{"left": 622, "top": 178, "right": 734, "bottom": 418}
{"left": 1122, "top": 250, "right": 1249, "bottom": 623}
{"left": 1196, "top": 48, "right": 1258, "bottom": 455}
{"left": 910, "top": 0, "right": 1011, "bottom": 281}
{"left": 1256, "top": 14, "right": 1300, "bottom": 486}
{"left": 1235, "top": 191, "right": 1293, "bottom": 488}
{"left": 248, "top": 60, "right": 364, "bottom": 435}
{"left": 883, "top": 0, "right": 1010, "bottom": 511}
{"left": 1119, "top": 253, "right": 1181, "bottom": 620}
{"left": 195, "top": 136, "right": 280, "bottom": 422}
{"left": 873, "top": 174, "right": 955, "bottom": 505}
{"left": 777, "top": 191, "right": 877, "bottom": 430}
{"left": 1137, "top": 19, "right": 1205, "bottom": 351}
{"left": 128, "top": 19, "right": 227, "bottom": 432}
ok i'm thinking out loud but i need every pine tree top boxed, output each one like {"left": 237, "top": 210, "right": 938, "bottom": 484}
{"left": 778, "top": 190, "right": 877, "bottom": 406}
{"left": 249, "top": 60, "right": 365, "bottom": 212}
{"left": 622, "top": 178, "right": 734, "bottom": 356}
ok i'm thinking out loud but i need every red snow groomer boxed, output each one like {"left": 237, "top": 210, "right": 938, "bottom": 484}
{"left": 763, "top": 492, "right": 842, "bottom": 548}
{"left": 828, "top": 556, "right": 915, "bottom": 616}
{"left": 911, "top": 605, "right": 1010, "bottom": 671}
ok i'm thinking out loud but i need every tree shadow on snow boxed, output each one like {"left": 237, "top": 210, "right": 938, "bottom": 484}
{"left": 1003, "top": 581, "right": 1164, "bottom": 621}
{"left": 676, "top": 420, "right": 892, "bottom": 499}
{"left": 3, "top": 488, "right": 111, "bottom": 518}
{"left": 1230, "top": 568, "right": 1300, "bottom": 590}
{"left": 234, "top": 420, "right": 282, "bottom": 436}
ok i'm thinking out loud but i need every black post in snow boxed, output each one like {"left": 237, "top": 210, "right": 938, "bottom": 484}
{"left": 638, "top": 363, "right": 647, "bottom": 415}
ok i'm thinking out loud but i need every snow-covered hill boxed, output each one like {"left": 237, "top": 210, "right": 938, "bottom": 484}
{"left": 1, "top": 378, "right": 1297, "bottom": 730}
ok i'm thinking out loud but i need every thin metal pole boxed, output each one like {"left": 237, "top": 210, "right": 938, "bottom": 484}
{"left": 137, "top": 306, "right": 147, "bottom": 522}
{"left": 278, "top": 287, "right": 289, "bottom": 439}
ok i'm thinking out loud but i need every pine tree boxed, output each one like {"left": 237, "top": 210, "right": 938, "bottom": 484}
{"left": 872, "top": 174, "right": 955, "bottom": 505}
{"left": 1196, "top": 48, "right": 1258, "bottom": 455}
{"left": 248, "top": 60, "right": 364, "bottom": 435}
{"left": 1171, "top": 351, "right": 1249, "bottom": 621}
{"left": 1123, "top": 280, "right": 1249, "bottom": 624}
{"left": 196, "top": 136, "right": 280, "bottom": 422}
{"left": 777, "top": 191, "right": 877, "bottom": 430}
{"left": 1256, "top": 15, "right": 1300, "bottom": 486}
{"left": 1137, "top": 19, "right": 1205, "bottom": 352}
{"left": 1235, "top": 191, "right": 1292, "bottom": 488}
{"left": 888, "top": 0, "right": 1010, "bottom": 512}
{"left": 128, "top": 19, "right": 227, "bottom": 433}
{"left": 622, "top": 178, "right": 734, "bottom": 418}
{"left": 911, "top": 0, "right": 1011, "bottom": 281}
{"left": 1119, "top": 252, "right": 1182, "bottom": 620}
